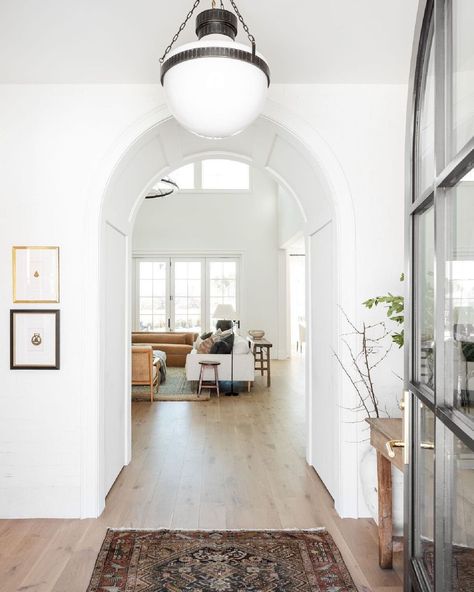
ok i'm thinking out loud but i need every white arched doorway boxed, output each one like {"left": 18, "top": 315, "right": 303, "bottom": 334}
{"left": 83, "top": 101, "right": 359, "bottom": 520}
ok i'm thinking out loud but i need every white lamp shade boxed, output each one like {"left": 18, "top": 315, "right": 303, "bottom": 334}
{"left": 213, "top": 303, "right": 238, "bottom": 320}
{"left": 162, "top": 39, "right": 269, "bottom": 139}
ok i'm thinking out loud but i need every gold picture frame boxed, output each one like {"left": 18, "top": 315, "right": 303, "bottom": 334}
{"left": 12, "top": 246, "right": 60, "bottom": 303}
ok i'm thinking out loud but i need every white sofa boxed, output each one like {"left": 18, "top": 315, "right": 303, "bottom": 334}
{"left": 185, "top": 337, "right": 255, "bottom": 389}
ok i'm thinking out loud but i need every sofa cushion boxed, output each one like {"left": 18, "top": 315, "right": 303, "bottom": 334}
{"left": 132, "top": 332, "right": 192, "bottom": 345}
{"left": 161, "top": 344, "right": 193, "bottom": 355}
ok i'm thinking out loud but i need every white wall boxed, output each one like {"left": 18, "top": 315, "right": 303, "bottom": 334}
{"left": 104, "top": 223, "right": 128, "bottom": 494}
{"left": 310, "top": 222, "right": 336, "bottom": 497}
{"left": 0, "top": 82, "right": 407, "bottom": 519}
{"left": 132, "top": 168, "right": 283, "bottom": 356}
{"left": 277, "top": 185, "right": 305, "bottom": 248}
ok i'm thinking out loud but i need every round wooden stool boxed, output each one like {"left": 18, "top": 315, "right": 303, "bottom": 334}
{"left": 198, "top": 360, "right": 221, "bottom": 397}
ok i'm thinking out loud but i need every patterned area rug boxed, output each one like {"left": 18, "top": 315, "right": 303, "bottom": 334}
{"left": 133, "top": 367, "right": 210, "bottom": 402}
{"left": 87, "top": 529, "right": 356, "bottom": 591}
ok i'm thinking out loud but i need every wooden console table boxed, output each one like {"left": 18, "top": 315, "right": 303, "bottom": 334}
{"left": 247, "top": 336, "right": 272, "bottom": 387}
{"left": 366, "top": 418, "right": 403, "bottom": 569}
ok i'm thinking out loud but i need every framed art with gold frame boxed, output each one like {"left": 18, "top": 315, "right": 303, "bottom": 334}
{"left": 10, "top": 309, "right": 60, "bottom": 370}
{"left": 12, "top": 246, "right": 60, "bottom": 303}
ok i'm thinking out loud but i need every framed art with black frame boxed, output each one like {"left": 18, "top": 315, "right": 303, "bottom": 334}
{"left": 10, "top": 310, "right": 60, "bottom": 370}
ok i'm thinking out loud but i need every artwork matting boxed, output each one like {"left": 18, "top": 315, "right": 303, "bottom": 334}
{"left": 12, "top": 246, "right": 60, "bottom": 303}
{"left": 10, "top": 310, "right": 60, "bottom": 370}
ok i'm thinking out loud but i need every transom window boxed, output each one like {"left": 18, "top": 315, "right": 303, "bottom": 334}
{"left": 164, "top": 159, "right": 250, "bottom": 192}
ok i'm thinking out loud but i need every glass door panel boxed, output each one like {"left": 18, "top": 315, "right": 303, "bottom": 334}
{"left": 445, "top": 169, "right": 474, "bottom": 420}
{"left": 413, "top": 402, "right": 436, "bottom": 589}
{"left": 447, "top": 429, "right": 474, "bottom": 591}
{"left": 172, "top": 260, "right": 203, "bottom": 333}
{"left": 209, "top": 260, "right": 238, "bottom": 331}
{"left": 451, "top": 0, "right": 474, "bottom": 156}
{"left": 407, "top": 3, "right": 474, "bottom": 591}
{"left": 415, "top": 205, "right": 435, "bottom": 391}
{"left": 138, "top": 260, "right": 168, "bottom": 331}
{"left": 416, "top": 33, "right": 435, "bottom": 198}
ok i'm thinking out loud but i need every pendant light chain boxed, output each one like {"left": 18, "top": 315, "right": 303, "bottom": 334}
{"left": 160, "top": 0, "right": 259, "bottom": 64}
{"left": 228, "top": 0, "right": 256, "bottom": 51}
{"left": 159, "top": 0, "right": 201, "bottom": 63}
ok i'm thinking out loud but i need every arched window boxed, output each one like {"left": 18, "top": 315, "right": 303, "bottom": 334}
{"left": 166, "top": 159, "right": 250, "bottom": 192}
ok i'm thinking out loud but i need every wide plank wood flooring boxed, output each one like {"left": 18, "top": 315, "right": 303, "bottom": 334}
{"left": 0, "top": 357, "right": 402, "bottom": 592}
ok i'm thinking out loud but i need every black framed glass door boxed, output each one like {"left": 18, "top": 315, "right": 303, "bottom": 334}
{"left": 405, "top": 1, "right": 474, "bottom": 591}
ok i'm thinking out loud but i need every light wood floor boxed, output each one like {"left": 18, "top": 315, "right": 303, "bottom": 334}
{"left": 0, "top": 357, "right": 402, "bottom": 592}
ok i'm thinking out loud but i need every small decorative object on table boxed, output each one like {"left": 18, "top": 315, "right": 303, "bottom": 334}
{"left": 248, "top": 329, "right": 265, "bottom": 339}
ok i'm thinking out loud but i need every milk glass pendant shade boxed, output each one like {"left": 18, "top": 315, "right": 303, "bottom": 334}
{"left": 160, "top": 2, "right": 270, "bottom": 139}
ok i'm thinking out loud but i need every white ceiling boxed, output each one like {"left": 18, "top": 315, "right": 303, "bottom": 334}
{"left": 0, "top": 0, "right": 418, "bottom": 84}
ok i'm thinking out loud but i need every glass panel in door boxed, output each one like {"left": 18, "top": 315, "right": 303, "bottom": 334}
{"left": 451, "top": 0, "right": 474, "bottom": 156}
{"left": 416, "top": 34, "right": 435, "bottom": 198}
{"left": 139, "top": 260, "right": 168, "bottom": 331}
{"left": 209, "top": 260, "right": 237, "bottom": 331}
{"left": 413, "top": 402, "right": 436, "bottom": 589}
{"left": 173, "top": 260, "right": 203, "bottom": 333}
{"left": 445, "top": 169, "right": 474, "bottom": 420}
{"left": 415, "top": 205, "right": 435, "bottom": 391}
{"left": 446, "top": 429, "right": 474, "bottom": 591}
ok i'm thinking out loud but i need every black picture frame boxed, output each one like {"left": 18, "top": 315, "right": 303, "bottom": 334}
{"left": 10, "top": 309, "right": 60, "bottom": 370}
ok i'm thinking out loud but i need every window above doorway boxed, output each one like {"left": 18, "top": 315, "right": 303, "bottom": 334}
{"left": 163, "top": 159, "right": 251, "bottom": 193}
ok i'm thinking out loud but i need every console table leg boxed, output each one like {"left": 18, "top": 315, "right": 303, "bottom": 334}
{"left": 377, "top": 451, "right": 393, "bottom": 569}
{"left": 266, "top": 347, "right": 271, "bottom": 387}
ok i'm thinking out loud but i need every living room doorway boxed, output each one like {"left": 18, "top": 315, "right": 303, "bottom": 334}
{"left": 95, "top": 111, "right": 359, "bottom": 519}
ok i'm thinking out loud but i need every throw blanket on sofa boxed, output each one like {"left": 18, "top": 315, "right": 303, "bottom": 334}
{"left": 153, "top": 350, "right": 167, "bottom": 382}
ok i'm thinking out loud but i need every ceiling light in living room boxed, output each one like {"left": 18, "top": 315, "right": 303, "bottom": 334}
{"left": 145, "top": 177, "right": 179, "bottom": 199}
{"left": 160, "top": 0, "right": 270, "bottom": 139}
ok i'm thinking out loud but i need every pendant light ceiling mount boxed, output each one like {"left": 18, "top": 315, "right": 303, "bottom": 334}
{"left": 159, "top": 0, "right": 270, "bottom": 139}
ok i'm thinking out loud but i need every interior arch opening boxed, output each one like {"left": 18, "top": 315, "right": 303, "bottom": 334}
{"left": 99, "top": 111, "right": 359, "bottom": 523}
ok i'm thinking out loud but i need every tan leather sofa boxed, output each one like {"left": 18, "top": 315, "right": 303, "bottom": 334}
{"left": 131, "top": 332, "right": 198, "bottom": 367}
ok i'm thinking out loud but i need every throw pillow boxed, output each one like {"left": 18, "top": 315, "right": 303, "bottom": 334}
{"left": 197, "top": 336, "right": 215, "bottom": 354}
{"left": 210, "top": 341, "right": 230, "bottom": 354}
{"left": 210, "top": 333, "right": 234, "bottom": 354}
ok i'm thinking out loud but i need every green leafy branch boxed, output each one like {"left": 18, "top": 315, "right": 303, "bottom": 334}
{"left": 363, "top": 273, "right": 405, "bottom": 348}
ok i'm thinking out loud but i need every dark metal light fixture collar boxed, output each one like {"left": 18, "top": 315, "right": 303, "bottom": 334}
{"left": 196, "top": 9, "right": 238, "bottom": 40}
{"left": 159, "top": 0, "right": 270, "bottom": 87}
{"left": 160, "top": 45, "right": 270, "bottom": 86}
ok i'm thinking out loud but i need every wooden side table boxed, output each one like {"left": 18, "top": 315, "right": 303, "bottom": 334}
{"left": 366, "top": 418, "right": 403, "bottom": 569}
{"left": 247, "top": 336, "right": 272, "bottom": 387}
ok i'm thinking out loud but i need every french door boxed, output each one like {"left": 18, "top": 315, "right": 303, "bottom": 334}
{"left": 405, "top": 1, "right": 474, "bottom": 591}
{"left": 135, "top": 256, "right": 239, "bottom": 333}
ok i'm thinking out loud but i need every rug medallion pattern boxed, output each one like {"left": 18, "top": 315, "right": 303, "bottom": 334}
{"left": 87, "top": 529, "right": 356, "bottom": 591}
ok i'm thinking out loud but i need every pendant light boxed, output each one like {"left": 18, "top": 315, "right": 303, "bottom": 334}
{"left": 145, "top": 177, "right": 179, "bottom": 199}
{"left": 160, "top": 0, "right": 270, "bottom": 139}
